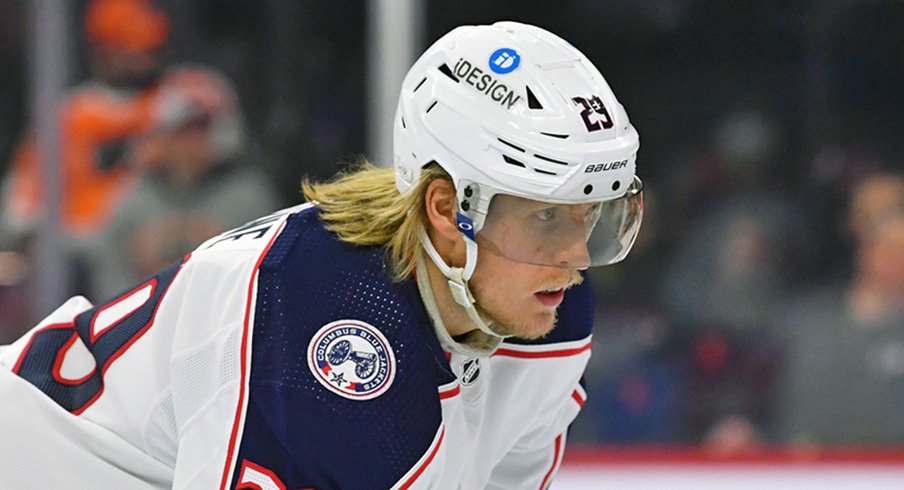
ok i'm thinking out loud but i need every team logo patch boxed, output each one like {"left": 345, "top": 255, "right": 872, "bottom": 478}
{"left": 489, "top": 48, "right": 520, "bottom": 74}
{"left": 307, "top": 319, "right": 396, "bottom": 401}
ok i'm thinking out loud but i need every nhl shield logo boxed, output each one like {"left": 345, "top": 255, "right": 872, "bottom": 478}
{"left": 460, "top": 358, "right": 481, "bottom": 386}
{"left": 307, "top": 319, "right": 396, "bottom": 401}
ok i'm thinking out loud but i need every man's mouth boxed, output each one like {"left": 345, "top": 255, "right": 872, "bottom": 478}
{"left": 534, "top": 288, "right": 566, "bottom": 307}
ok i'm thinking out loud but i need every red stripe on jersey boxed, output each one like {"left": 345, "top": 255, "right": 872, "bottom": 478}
{"left": 571, "top": 389, "right": 586, "bottom": 407}
{"left": 439, "top": 384, "right": 460, "bottom": 400}
{"left": 398, "top": 427, "right": 445, "bottom": 490}
{"left": 539, "top": 433, "right": 564, "bottom": 490}
{"left": 493, "top": 340, "right": 591, "bottom": 359}
{"left": 219, "top": 222, "right": 286, "bottom": 490}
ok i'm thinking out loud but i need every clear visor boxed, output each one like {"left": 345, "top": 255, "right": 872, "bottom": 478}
{"left": 476, "top": 176, "right": 644, "bottom": 268}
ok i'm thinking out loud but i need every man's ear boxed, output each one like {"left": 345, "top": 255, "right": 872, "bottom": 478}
{"left": 424, "top": 178, "right": 461, "bottom": 243}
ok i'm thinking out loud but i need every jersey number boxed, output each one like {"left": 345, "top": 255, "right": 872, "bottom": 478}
{"left": 572, "top": 95, "right": 614, "bottom": 132}
{"left": 13, "top": 261, "right": 182, "bottom": 414}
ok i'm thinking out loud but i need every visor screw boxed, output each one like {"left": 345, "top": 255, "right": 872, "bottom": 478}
{"left": 583, "top": 184, "right": 593, "bottom": 195}
{"left": 612, "top": 180, "right": 621, "bottom": 191}
{"left": 461, "top": 200, "right": 471, "bottom": 211}
{"left": 464, "top": 186, "right": 473, "bottom": 197}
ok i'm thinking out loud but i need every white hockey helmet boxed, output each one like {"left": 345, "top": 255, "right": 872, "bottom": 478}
{"left": 395, "top": 21, "right": 642, "bottom": 273}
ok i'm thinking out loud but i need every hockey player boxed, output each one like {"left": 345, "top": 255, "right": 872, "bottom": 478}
{"left": 0, "top": 22, "right": 643, "bottom": 489}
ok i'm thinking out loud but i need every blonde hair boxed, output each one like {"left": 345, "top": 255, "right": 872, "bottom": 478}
{"left": 301, "top": 160, "right": 450, "bottom": 281}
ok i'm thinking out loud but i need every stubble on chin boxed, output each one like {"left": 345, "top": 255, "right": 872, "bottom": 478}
{"left": 476, "top": 302, "right": 559, "bottom": 340}
{"left": 471, "top": 269, "right": 582, "bottom": 340}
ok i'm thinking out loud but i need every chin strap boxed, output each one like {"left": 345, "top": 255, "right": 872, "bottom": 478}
{"left": 419, "top": 227, "right": 511, "bottom": 339}
{"left": 415, "top": 257, "right": 501, "bottom": 357}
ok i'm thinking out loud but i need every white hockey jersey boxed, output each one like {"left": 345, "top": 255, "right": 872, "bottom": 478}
{"left": 0, "top": 204, "right": 592, "bottom": 489}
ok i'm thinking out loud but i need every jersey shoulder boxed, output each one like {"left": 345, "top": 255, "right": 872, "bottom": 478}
{"left": 233, "top": 206, "right": 453, "bottom": 489}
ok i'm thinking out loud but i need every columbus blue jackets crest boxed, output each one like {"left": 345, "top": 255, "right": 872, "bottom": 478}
{"left": 307, "top": 319, "right": 397, "bottom": 400}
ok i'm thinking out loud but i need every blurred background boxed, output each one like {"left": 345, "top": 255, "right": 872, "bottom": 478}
{"left": 1, "top": 0, "right": 903, "bottom": 455}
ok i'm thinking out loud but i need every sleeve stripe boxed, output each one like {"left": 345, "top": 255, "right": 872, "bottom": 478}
{"left": 394, "top": 425, "right": 446, "bottom": 490}
{"left": 219, "top": 221, "right": 287, "bottom": 490}
{"left": 538, "top": 433, "right": 564, "bottom": 490}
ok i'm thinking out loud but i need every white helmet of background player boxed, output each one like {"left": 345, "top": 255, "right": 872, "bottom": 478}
{"left": 394, "top": 21, "right": 643, "bottom": 335}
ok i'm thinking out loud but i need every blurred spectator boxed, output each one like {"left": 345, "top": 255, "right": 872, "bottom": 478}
{"left": 0, "top": 0, "right": 171, "bottom": 339}
{"left": 657, "top": 109, "right": 785, "bottom": 232}
{"left": 658, "top": 109, "right": 804, "bottom": 443}
{"left": 663, "top": 201, "right": 804, "bottom": 331}
{"left": 767, "top": 172, "right": 904, "bottom": 445}
{"left": 1, "top": 0, "right": 171, "bottom": 242}
{"left": 846, "top": 171, "right": 904, "bottom": 247}
{"left": 89, "top": 65, "right": 278, "bottom": 300}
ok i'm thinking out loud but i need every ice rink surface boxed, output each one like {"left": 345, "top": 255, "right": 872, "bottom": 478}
{"left": 553, "top": 465, "right": 904, "bottom": 489}
{"left": 552, "top": 447, "right": 904, "bottom": 489}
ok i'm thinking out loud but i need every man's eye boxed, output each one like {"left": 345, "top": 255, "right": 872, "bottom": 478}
{"left": 535, "top": 208, "right": 558, "bottom": 222}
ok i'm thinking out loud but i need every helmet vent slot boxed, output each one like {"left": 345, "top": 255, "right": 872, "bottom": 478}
{"left": 498, "top": 138, "right": 525, "bottom": 152}
{"left": 534, "top": 168, "right": 557, "bottom": 176}
{"left": 413, "top": 77, "right": 427, "bottom": 93}
{"left": 540, "top": 132, "right": 569, "bottom": 139}
{"left": 401, "top": 116, "right": 406, "bottom": 129}
{"left": 426, "top": 100, "right": 438, "bottom": 113}
{"left": 526, "top": 86, "right": 543, "bottom": 109}
{"left": 438, "top": 63, "right": 459, "bottom": 83}
{"left": 502, "top": 155, "right": 526, "bottom": 168}
{"left": 534, "top": 154, "right": 569, "bottom": 166}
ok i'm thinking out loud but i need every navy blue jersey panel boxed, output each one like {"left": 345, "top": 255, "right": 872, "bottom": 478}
{"left": 238, "top": 383, "right": 442, "bottom": 489}
{"left": 234, "top": 208, "right": 450, "bottom": 487}
{"left": 506, "top": 273, "right": 594, "bottom": 345}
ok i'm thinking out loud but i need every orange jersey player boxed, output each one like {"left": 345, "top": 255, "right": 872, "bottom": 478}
{"left": 3, "top": 0, "right": 170, "bottom": 236}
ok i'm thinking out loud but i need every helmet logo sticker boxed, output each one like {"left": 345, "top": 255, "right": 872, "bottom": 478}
{"left": 453, "top": 58, "right": 522, "bottom": 110}
{"left": 488, "top": 48, "right": 520, "bottom": 74}
{"left": 584, "top": 160, "right": 628, "bottom": 173}
{"left": 573, "top": 95, "right": 614, "bottom": 132}
{"left": 456, "top": 213, "right": 476, "bottom": 240}
{"left": 307, "top": 319, "right": 397, "bottom": 401}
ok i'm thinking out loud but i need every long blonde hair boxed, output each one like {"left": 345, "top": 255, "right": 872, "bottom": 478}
{"left": 301, "top": 160, "right": 450, "bottom": 281}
